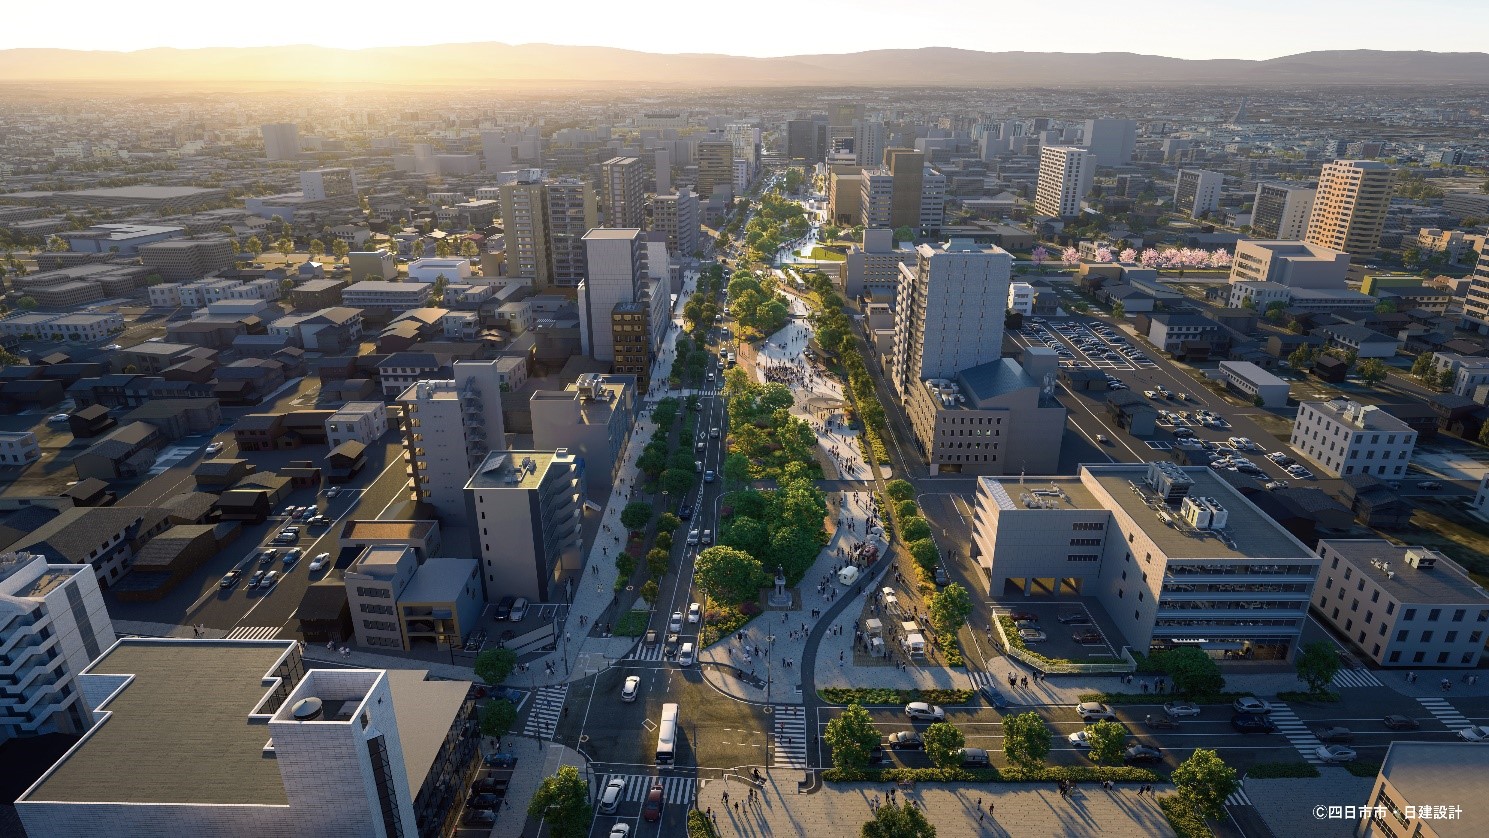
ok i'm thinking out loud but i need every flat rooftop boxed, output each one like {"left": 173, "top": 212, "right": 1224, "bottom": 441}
{"left": 1320, "top": 540, "right": 1489, "bottom": 605}
{"left": 386, "top": 670, "right": 471, "bottom": 791}
{"left": 1377, "top": 742, "right": 1489, "bottom": 837}
{"left": 398, "top": 557, "right": 478, "bottom": 604}
{"left": 22, "top": 640, "right": 294, "bottom": 805}
{"left": 341, "top": 520, "right": 438, "bottom": 542}
{"left": 467, "top": 450, "right": 564, "bottom": 490}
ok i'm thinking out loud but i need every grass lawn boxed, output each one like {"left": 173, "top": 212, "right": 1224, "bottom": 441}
{"left": 614, "top": 610, "right": 651, "bottom": 637}
{"left": 808, "top": 247, "right": 847, "bottom": 262}
{"left": 1404, "top": 498, "right": 1489, "bottom": 586}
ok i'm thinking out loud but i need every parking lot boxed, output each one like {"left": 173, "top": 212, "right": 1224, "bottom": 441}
{"left": 989, "top": 599, "right": 1121, "bottom": 663}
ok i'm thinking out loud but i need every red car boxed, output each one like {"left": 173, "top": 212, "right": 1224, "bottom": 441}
{"left": 642, "top": 782, "right": 665, "bottom": 822}
{"left": 1009, "top": 611, "right": 1038, "bottom": 622}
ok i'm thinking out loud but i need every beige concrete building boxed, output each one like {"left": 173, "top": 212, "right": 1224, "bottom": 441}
{"left": 1313, "top": 540, "right": 1489, "bottom": 669}
{"left": 465, "top": 450, "right": 584, "bottom": 603}
{"left": 1290, "top": 399, "right": 1417, "bottom": 479}
{"left": 531, "top": 373, "right": 636, "bottom": 499}
{"left": 1229, "top": 240, "right": 1351, "bottom": 287}
{"left": 1358, "top": 742, "right": 1488, "bottom": 838}
{"left": 1305, "top": 160, "right": 1395, "bottom": 256}
{"left": 345, "top": 544, "right": 483, "bottom": 651}
{"left": 325, "top": 401, "right": 388, "bottom": 448}
{"left": 1035, "top": 146, "right": 1094, "bottom": 218}
{"left": 889, "top": 240, "right": 1012, "bottom": 397}
{"left": 885, "top": 148, "right": 924, "bottom": 231}
{"left": 138, "top": 238, "right": 234, "bottom": 281}
{"left": 905, "top": 354, "right": 1065, "bottom": 475}
{"left": 972, "top": 462, "right": 1320, "bottom": 661}
{"left": 1461, "top": 249, "right": 1489, "bottom": 334}
{"left": 827, "top": 166, "right": 863, "bottom": 226}
{"left": 602, "top": 156, "right": 646, "bottom": 229}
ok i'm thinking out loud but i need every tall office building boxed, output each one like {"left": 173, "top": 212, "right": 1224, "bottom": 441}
{"left": 1034, "top": 147, "right": 1095, "bottom": 218}
{"left": 1462, "top": 249, "right": 1489, "bottom": 334}
{"left": 261, "top": 123, "right": 299, "bottom": 161}
{"left": 653, "top": 148, "right": 672, "bottom": 193}
{"left": 547, "top": 177, "right": 597, "bottom": 288}
{"left": 1252, "top": 182, "right": 1317, "bottom": 239}
{"left": 830, "top": 103, "right": 865, "bottom": 129}
{"left": 695, "top": 140, "right": 735, "bottom": 200}
{"left": 827, "top": 166, "right": 864, "bottom": 226}
{"left": 919, "top": 168, "right": 947, "bottom": 233}
{"left": 890, "top": 240, "right": 1014, "bottom": 396}
{"left": 481, "top": 129, "right": 514, "bottom": 171}
{"left": 786, "top": 119, "right": 829, "bottom": 164}
{"left": 466, "top": 450, "right": 585, "bottom": 602}
{"left": 853, "top": 119, "right": 887, "bottom": 168}
{"left": 1081, "top": 118, "right": 1137, "bottom": 166}
{"left": 601, "top": 156, "right": 646, "bottom": 229}
{"left": 0, "top": 552, "right": 115, "bottom": 743}
{"left": 578, "top": 229, "right": 645, "bottom": 363}
{"left": 397, "top": 360, "right": 509, "bottom": 520}
{"left": 859, "top": 169, "right": 894, "bottom": 229}
{"left": 650, "top": 189, "right": 700, "bottom": 257}
{"left": 1174, "top": 169, "right": 1224, "bottom": 218}
{"left": 498, "top": 173, "right": 551, "bottom": 285}
{"left": 1306, "top": 160, "right": 1396, "bottom": 256}
{"left": 885, "top": 148, "right": 925, "bottom": 231}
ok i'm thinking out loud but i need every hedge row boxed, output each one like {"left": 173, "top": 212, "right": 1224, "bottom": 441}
{"left": 1158, "top": 794, "right": 1215, "bottom": 838}
{"left": 1245, "top": 761, "right": 1321, "bottom": 779}
{"left": 1277, "top": 689, "right": 1340, "bottom": 703}
{"left": 1079, "top": 691, "right": 1253, "bottom": 706}
{"left": 824, "top": 765, "right": 1163, "bottom": 784}
{"left": 819, "top": 687, "right": 973, "bottom": 706}
{"left": 687, "top": 808, "right": 719, "bottom": 838}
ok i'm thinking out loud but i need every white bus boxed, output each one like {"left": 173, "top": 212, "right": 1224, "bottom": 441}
{"left": 656, "top": 703, "right": 679, "bottom": 767}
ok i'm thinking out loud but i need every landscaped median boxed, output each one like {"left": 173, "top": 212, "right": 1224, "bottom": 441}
{"left": 1078, "top": 691, "right": 1254, "bottom": 706}
{"left": 1158, "top": 793, "right": 1214, "bottom": 838}
{"left": 823, "top": 764, "right": 1163, "bottom": 785}
{"left": 819, "top": 687, "right": 972, "bottom": 706}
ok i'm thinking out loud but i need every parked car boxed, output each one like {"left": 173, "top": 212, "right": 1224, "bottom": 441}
{"left": 958, "top": 747, "right": 991, "bottom": 767}
{"left": 508, "top": 597, "right": 529, "bottom": 621}
{"left": 688, "top": 603, "right": 701, "bottom": 623}
{"left": 1232, "top": 697, "right": 1273, "bottom": 715}
{"left": 1018, "top": 628, "right": 1047, "bottom": 643}
{"left": 887, "top": 731, "right": 923, "bottom": 750}
{"left": 260, "top": 570, "right": 279, "bottom": 588}
{"left": 1163, "top": 702, "right": 1200, "bottom": 718}
{"left": 463, "top": 810, "right": 497, "bottom": 826}
{"left": 281, "top": 548, "right": 302, "bottom": 566}
{"left": 1416, "top": 480, "right": 1442, "bottom": 490}
{"left": 258, "top": 548, "right": 278, "bottom": 566}
{"left": 904, "top": 702, "right": 945, "bottom": 722}
{"left": 48, "top": 413, "right": 71, "bottom": 423}
{"left": 1231, "top": 714, "right": 1279, "bottom": 734}
{"left": 1077, "top": 702, "right": 1117, "bottom": 722}
{"left": 219, "top": 569, "right": 242, "bottom": 589}
{"left": 205, "top": 442, "right": 224, "bottom": 455}
{"left": 1124, "top": 744, "right": 1163, "bottom": 764}
{"left": 1072, "top": 631, "right": 1103, "bottom": 644}
{"left": 1009, "top": 611, "right": 1038, "bottom": 622}
{"left": 493, "top": 596, "right": 515, "bottom": 620}
{"left": 1316, "top": 745, "right": 1358, "bottom": 763}
{"left": 1383, "top": 715, "right": 1420, "bottom": 731}
{"left": 1057, "top": 612, "right": 1092, "bottom": 625}
{"left": 247, "top": 570, "right": 266, "bottom": 589}
{"left": 1314, "top": 726, "right": 1353, "bottom": 743}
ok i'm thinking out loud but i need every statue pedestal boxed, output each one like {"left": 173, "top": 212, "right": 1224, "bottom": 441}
{"left": 768, "top": 569, "right": 792, "bottom": 607}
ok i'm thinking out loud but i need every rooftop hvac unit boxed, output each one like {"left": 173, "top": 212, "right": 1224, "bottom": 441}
{"left": 1146, "top": 461, "right": 1193, "bottom": 502}
{"left": 1179, "top": 495, "right": 1211, "bottom": 529}
{"left": 1201, "top": 497, "right": 1228, "bottom": 530}
{"left": 1404, "top": 548, "right": 1438, "bottom": 570}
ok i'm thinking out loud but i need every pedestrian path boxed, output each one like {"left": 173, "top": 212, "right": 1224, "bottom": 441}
{"left": 1417, "top": 696, "right": 1471, "bottom": 729}
{"left": 523, "top": 684, "right": 568, "bottom": 739}
{"left": 771, "top": 705, "right": 808, "bottom": 769}
{"left": 1269, "top": 704, "right": 1325, "bottom": 764}
{"left": 1331, "top": 668, "right": 1383, "bottom": 689}
{"left": 1226, "top": 787, "right": 1252, "bottom": 807}
{"left": 597, "top": 773, "right": 696, "bottom": 805}
{"left": 225, "top": 625, "right": 281, "bottom": 640}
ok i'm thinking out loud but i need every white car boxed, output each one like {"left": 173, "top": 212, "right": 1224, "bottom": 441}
{"left": 1018, "top": 628, "right": 1048, "bottom": 643}
{"left": 309, "top": 552, "right": 331, "bottom": 571}
{"left": 205, "top": 442, "right": 224, "bottom": 455}
{"left": 1316, "top": 745, "right": 1358, "bottom": 763}
{"left": 669, "top": 612, "right": 684, "bottom": 632}
{"left": 1455, "top": 724, "right": 1489, "bottom": 742}
{"left": 904, "top": 702, "right": 945, "bottom": 721}
{"left": 609, "top": 824, "right": 631, "bottom": 838}
{"left": 1232, "top": 697, "right": 1273, "bottom": 715}
{"left": 1068, "top": 729, "right": 1094, "bottom": 748}
{"left": 509, "top": 597, "right": 530, "bottom": 621}
{"left": 687, "top": 603, "right": 701, "bottom": 624}
{"left": 103, "top": 343, "right": 122, "bottom": 351}
{"left": 599, "top": 777, "right": 626, "bottom": 813}
{"left": 48, "top": 413, "right": 71, "bottom": 423}
{"left": 1077, "top": 702, "right": 1118, "bottom": 722}
{"left": 621, "top": 675, "right": 640, "bottom": 703}
{"left": 1164, "top": 701, "right": 1201, "bottom": 718}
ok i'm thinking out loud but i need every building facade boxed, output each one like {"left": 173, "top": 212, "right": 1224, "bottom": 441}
{"left": 1174, "top": 169, "right": 1223, "bottom": 218}
{"left": 397, "top": 361, "right": 509, "bottom": 520}
{"left": 649, "top": 189, "right": 699, "bottom": 257}
{"left": 325, "top": 401, "right": 388, "bottom": 448}
{"left": 601, "top": 156, "right": 646, "bottom": 229}
{"left": 1305, "top": 160, "right": 1395, "bottom": 256}
{"left": 1290, "top": 399, "right": 1418, "bottom": 479}
{"left": 1251, "top": 182, "right": 1316, "bottom": 240}
{"left": 465, "top": 450, "right": 584, "bottom": 603}
{"left": 890, "top": 240, "right": 1013, "bottom": 396}
{"left": 577, "top": 228, "right": 645, "bottom": 363}
{"left": 1034, "top": 147, "right": 1094, "bottom": 218}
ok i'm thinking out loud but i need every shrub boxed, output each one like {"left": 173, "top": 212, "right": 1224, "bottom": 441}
{"left": 739, "top": 601, "right": 762, "bottom": 616}
{"left": 1079, "top": 691, "right": 1251, "bottom": 706}
{"left": 613, "top": 611, "right": 650, "bottom": 636}
{"left": 934, "top": 631, "right": 964, "bottom": 667}
{"left": 895, "top": 500, "right": 919, "bottom": 520}
{"left": 885, "top": 479, "right": 915, "bottom": 502}
{"left": 900, "top": 517, "right": 931, "bottom": 542}
{"left": 823, "top": 765, "right": 1162, "bottom": 785}
{"left": 1245, "top": 761, "right": 1320, "bottom": 779}
{"left": 1277, "top": 689, "right": 1339, "bottom": 703}
{"left": 687, "top": 808, "right": 719, "bottom": 838}
{"left": 1344, "top": 760, "right": 1383, "bottom": 778}
{"left": 1158, "top": 793, "right": 1215, "bottom": 838}
{"left": 819, "top": 687, "right": 973, "bottom": 706}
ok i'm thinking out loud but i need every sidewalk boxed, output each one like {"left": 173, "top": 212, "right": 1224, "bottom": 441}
{"left": 486, "top": 736, "right": 590, "bottom": 838}
{"left": 694, "top": 772, "right": 1175, "bottom": 838}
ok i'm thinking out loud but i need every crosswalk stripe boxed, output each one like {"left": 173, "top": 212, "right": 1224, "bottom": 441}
{"left": 1225, "top": 789, "right": 1252, "bottom": 807}
{"left": 771, "top": 705, "right": 808, "bottom": 769}
{"left": 1417, "top": 697, "right": 1472, "bottom": 728}
{"left": 226, "top": 625, "right": 281, "bottom": 640}
{"left": 630, "top": 644, "right": 665, "bottom": 662}
{"left": 523, "top": 684, "right": 568, "bottom": 739}
{"left": 1331, "top": 668, "right": 1383, "bottom": 689}
{"left": 1267, "top": 704, "right": 1325, "bottom": 764}
{"left": 599, "top": 773, "right": 696, "bottom": 805}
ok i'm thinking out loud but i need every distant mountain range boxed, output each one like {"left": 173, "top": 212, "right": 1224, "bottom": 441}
{"left": 1, "top": 45, "right": 1487, "bottom": 86}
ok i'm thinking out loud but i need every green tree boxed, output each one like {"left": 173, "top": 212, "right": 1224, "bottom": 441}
{"left": 640, "top": 579, "right": 660, "bottom": 606}
{"left": 431, "top": 274, "right": 449, "bottom": 302}
{"left": 528, "top": 765, "right": 593, "bottom": 838}
{"left": 928, "top": 583, "right": 973, "bottom": 635}
{"left": 479, "top": 698, "right": 517, "bottom": 737}
{"left": 861, "top": 801, "right": 936, "bottom": 838}
{"left": 435, "top": 238, "right": 453, "bottom": 258}
{"left": 1112, "top": 301, "right": 1126, "bottom": 318}
{"left": 1435, "top": 367, "right": 1456, "bottom": 391}
{"left": 921, "top": 721, "right": 966, "bottom": 769}
{"left": 895, "top": 500, "right": 919, "bottom": 520}
{"left": 1085, "top": 719, "right": 1128, "bottom": 766}
{"left": 886, "top": 480, "right": 916, "bottom": 502}
{"left": 892, "top": 226, "right": 914, "bottom": 245}
{"left": 694, "top": 545, "right": 766, "bottom": 605}
{"left": 1002, "top": 712, "right": 1051, "bottom": 771}
{"left": 900, "top": 517, "right": 931, "bottom": 542}
{"left": 908, "top": 539, "right": 940, "bottom": 572}
{"left": 723, "top": 452, "right": 752, "bottom": 486}
{"left": 646, "top": 548, "right": 670, "bottom": 579}
{"left": 1374, "top": 299, "right": 1397, "bottom": 314}
{"left": 307, "top": 238, "right": 325, "bottom": 262}
{"left": 637, "top": 445, "right": 668, "bottom": 478}
{"left": 1356, "top": 358, "right": 1388, "bottom": 384}
{"left": 823, "top": 703, "right": 881, "bottom": 770}
{"left": 656, "top": 512, "right": 682, "bottom": 534}
{"left": 1479, "top": 421, "right": 1489, "bottom": 447}
{"left": 474, "top": 648, "right": 517, "bottom": 684}
{"left": 620, "top": 502, "right": 654, "bottom": 531}
{"left": 1288, "top": 346, "right": 1315, "bottom": 372}
{"left": 1295, "top": 640, "right": 1343, "bottom": 697}
{"left": 1162, "top": 647, "right": 1225, "bottom": 697}
{"left": 330, "top": 238, "right": 350, "bottom": 263}
{"left": 722, "top": 516, "right": 770, "bottom": 558}
{"left": 660, "top": 468, "right": 695, "bottom": 498}
{"left": 244, "top": 235, "right": 262, "bottom": 255}
{"left": 1411, "top": 353, "right": 1434, "bottom": 379}
{"left": 17, "top": 296, "right": 38, "bottom": 310}
{"left": 1171, "top": 748, "right": 1239, "bottom": 822}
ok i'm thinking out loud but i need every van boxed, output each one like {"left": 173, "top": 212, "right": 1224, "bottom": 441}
{"left": 677, "top": 642, "right": 695, "bottom": 666}
{"left": 695, "top": 460, "right": 704, "bottom": 473}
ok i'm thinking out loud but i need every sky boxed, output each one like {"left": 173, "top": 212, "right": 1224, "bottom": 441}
{"left": 5, "top": 0, "right": 1487, "bottom": 58}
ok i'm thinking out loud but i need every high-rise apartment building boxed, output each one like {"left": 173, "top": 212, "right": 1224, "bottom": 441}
{"left": 653, "top": 148, "right": 672, "bottom": 193}
{"left": 0, "top": 552, "right": 115, "bottom": 743}
{"left": 1462, "top": 249, "right": 1489, "bottom": 334}
{"left": 547, "top": 177, "right": 597, "bottom": 288}
{"left": 695, "top": 140, "right": 735, "bottom": 200}
{"left": 650, "top": 189, "right": 700, "bottom": 257}
{"left": 261, "top": 123, "right": 299, "bottom": 161}
{"left": 1034, "top": 146, "right": 1094, "bottom": 218}
{"left": 1252, "top": 182, "right": 1317, "bottom": 240}
{"left": 786, "top": 119, "right": 828, "bottom": 163}
{"left": 1305, "top": 160, "right": 1395, "bottom": 256}
{"left": 853, "top": 120, "right": 887, "bottom": 168}
{"left": 859, "top": 169, "right": 894, "bottom": 229}
{"left": 498, "top": 173, "right": 597, "bottom": 290}
{"left": 920, "top": 167, "right": 947, "bottom": 233}
{"left": 578, "top": 229, "right": 645, "bottom": 363}
{"left": 466, "top": 450, "right": 584, "bottom": 602}
{"left": 601, "top": 156, "right": 646, "bottom": 229}
{"left": 1174, "top": 169, "right": 1224, "bottom": 218}
{"left": 885, "top": 148, "right": 924, "bottom": 231}
{"left": 397, "top": 360, "right": 508, "bottom": 520}
{"left": 1081, "top": 118, "right": 1137, "bottom": 166}
{"left": 890, "top": 240, "right": 1013, "bottom": 396}
{"left": 299, "top": 168, "right": 355, "bottom": 201}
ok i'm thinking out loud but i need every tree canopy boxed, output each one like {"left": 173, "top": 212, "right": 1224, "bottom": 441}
{"left": 528, "top": 765, "right": 593, "bottom": 838}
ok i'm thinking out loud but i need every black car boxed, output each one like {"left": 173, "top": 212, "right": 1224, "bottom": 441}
{"left": 958, "top": 747, "right": 991, "bottom": 767}
{"left": 1383, "top": 715, "right": 1421, "bottom": 731}
{"left": 463, "top": 810, "right": 496, "bottom": 826}
{"left": 1231, "top": 714, "right": 1278, "bottom": 734}
{"left": 979, "top": 684, "right": 1010, "bottom": 710}
{"left": 467, "top": 793, "right": 501, "bottom": 808}
{"left": 1072, "top": 631, "right": 1103, "bottom": 644}
{"left": 472, "top": 778, "right": 507, "bottom": 794}
{"left": 679, "top": 504, "right": 694, "bottom": 520}
{"left": 493, "top": 596, "right": 515, "bottom": 620}
{"left": 1123, "top": 744, "right": 1163, "bottom": 764}
{"left": 887, "top": 731, "right": 923, "bottom": 750}
{"left": 867, "top": 745, "right": 889, "bottom": 764}
{"left": 1057, "top": 612, "right": 1092, "bottom": 625}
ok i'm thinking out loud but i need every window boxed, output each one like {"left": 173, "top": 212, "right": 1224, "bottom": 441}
{"left": 1404, "top": 608, "right": 1416, "bottom": 620}
{"left": 1421, "top": 631, "right": 1433, "bottom": 643}
{"left": 1446, "top": 631, "right": 1458, "bottom": 643}
{"left": 1413, "top": 651, "right": 1425, "bottom": 663}
{"left": 1325, "top": 578, "right": 1334, "bottom": 589}
{"left": 1344, "top": 568, "right": 1352, "bottom": 580}
{"left": 1396, "top": 629, "right": 1409, "bottom": 642}
{"left": 1453, "top": 609, "right": 1466, "bottom": 622}
{"left": 1386, "top": 602, "right": 1395, "bottom": 615}
{"left": 1472, "top": 631, "right": 1483, "bottom": 644}
{"left": 1429, "top": 609, "right": 1441, "bottom": 621}
{"left": 1371, "top": 590, "right": 1379, "bottom": 603}
{"left": 1388, "top": 651, "right": 1401, "bottom": 663}
{"left": 1438, "top": 652, "right": 1450, "bottom": 664}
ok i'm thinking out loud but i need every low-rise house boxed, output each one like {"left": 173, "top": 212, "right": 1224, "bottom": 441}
{"left": 326, "top": 402, "right": 389, "bottom": 447}
{"left": 120, "top": 398, "right": 222, "bottom": 441}
{"left": 72, "top": 422, "right": 165, "bottom": 480}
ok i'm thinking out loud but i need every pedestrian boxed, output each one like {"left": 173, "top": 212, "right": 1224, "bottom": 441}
{"left": 1141, "top": 681, "right": 1149, "bottom": 694}
{"left": 722, "top": 791, "right": 729, "bottom": 804}
{"left": 989, "top": 801, "right": 995, "bottom": 815}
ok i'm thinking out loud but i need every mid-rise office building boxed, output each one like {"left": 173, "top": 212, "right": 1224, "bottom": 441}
{"left": 905, "top": 351, "right": 1065, "bottom": 475}
{"left": 1035, "top": 146, "right": 1094, "bottom": 218}
{"left": 885, "top": 148, "right": 924, "bottom": 231}
{"left": 344, "top": 544, "right": 482, "bottom": 651}
{"left": 347, "top": 250, "right": 397, "bottom": 282}
{"left": 972, "top": 462, "right": 1321, "bottom": 660}
{"left": 1358, "top": 743, "right": 1488, "bottom": 838}
{"left": 920, "top": 167, "right": 947, "bottom": 233}
{"left": 16, "top": 639, "right": 480, "bottom": 838}
{"left": 650, "top": 189, "right": 700, "bottom": 257}
{"left": 498, "top": 173, "right": 598, "bottom": 290}
{"left": 890, "top": 240, "right": 1012, "bottom": 396}
{"left": 1228, "top": 240, "right": 1351, "bottom": 287}
{"left": 1306, "top": 160, "right": 1395, "bottom": 256}
{"left": 1081, "top": 118, "right": 1137, "bottom": 166}
{"left": 1313, "top": 540, "right": 1489, "bottom": 669}
{"left": 0, "top": 552, "right": 115, "bottom": 743}
{"left": 466, "top": 450, "right": 584, "bottom": 602}
{"left": 1461, "top": 249, "right": 1489, "bottom": 335}
{"left": 261, "top": 122, "right": 299, "bottom": 161}
{"left": 137, "top": 238, "right": 234, "bottom": 282}
{"left": 299, "top": 168, "right": 355, "bottom": 201}
{"left": 844, "top": 227, "right": 916, "bottom": 300}
{"left": 532, "top": 373, "right": 636, "bottom": 499}
{"left": 342, "top": 280, "right": 433, "bottom": 314}
{"left": 1251, "top": 182, "right": 1316, "bottom": 240}
{"left": 859, "top": 169, "right": 895, "bottom": 229}
{"left": 398, "top": 360, "right": 509, "bottom": 520}
{"left": 827, "top": 166, "right": 863, "bottom": 226}
{"left": 546, "top": 177, "right": 597, "bottom": 288}
{"left": 786, "top": 119, "right": 828, "bottom": 164}
{"left": 1174, "top": 169, "right": 1224, "bottom": 218}
{"left": 695, "top": 140, "right": 735, "bottom": 201}
{"left": 1290, "top": 399, "right": 1417, "bottom": 479}
{"left": 578, "top": 228, "right": 645, "bottom": 363}
{"left": 602, "top": 156, "right": 646, "bottom": 229}
{"left": 853, "top": 120, "right": 887, "bottom": 168}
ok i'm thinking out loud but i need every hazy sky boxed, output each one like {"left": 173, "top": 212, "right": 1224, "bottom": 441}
{"left": 6, "top": 0, "right": 1487, "bottom": 58}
